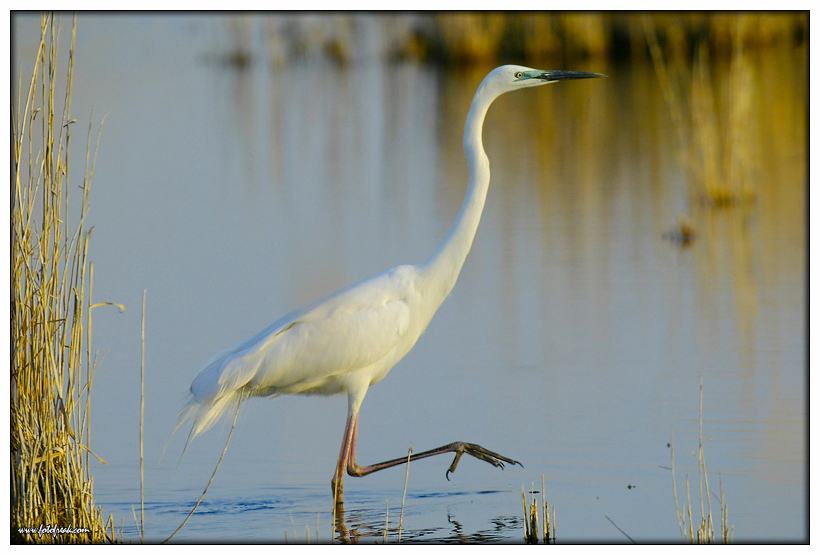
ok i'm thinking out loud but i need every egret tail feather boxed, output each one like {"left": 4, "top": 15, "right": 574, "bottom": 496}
{"left": 170, "top": 390, "right": 245, "bottom": 469}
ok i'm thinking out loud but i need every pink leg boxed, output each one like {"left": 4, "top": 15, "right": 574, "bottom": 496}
{"left": 331, "top": 414, "right": 357, "bottom": 503}
{"left": 331, "top": 410, "right": 521, "bottom": 503}
{"left": 348, "top": 414, "right": 360, "bottom": 468}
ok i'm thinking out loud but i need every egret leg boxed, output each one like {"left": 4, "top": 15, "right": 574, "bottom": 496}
{"left": 331, "top": 411, "right": 522, "bottom": 503}
{"left": 331, "top": 414, "right": 357, "bottom": 503}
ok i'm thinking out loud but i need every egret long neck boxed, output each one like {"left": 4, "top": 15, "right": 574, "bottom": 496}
{"left": 419, "top": 83, "right": 496, "bottom": 313}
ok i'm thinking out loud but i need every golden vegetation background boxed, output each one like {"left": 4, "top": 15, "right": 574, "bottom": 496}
{"left": 230, "top": 12, "right": 805, "bottom": 208}
{"left": 10, "top": 12, "right": 806, "bottom": 543}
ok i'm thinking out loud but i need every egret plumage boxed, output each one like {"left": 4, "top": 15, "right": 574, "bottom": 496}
{"left": 177, "top": 65, "right": 604, "bottom": 502}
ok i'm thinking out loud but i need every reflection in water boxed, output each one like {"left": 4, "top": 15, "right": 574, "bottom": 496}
{"left": 10, "top": 14, "right": 805, "bottom": 542}
{"left": 332, "top": 491, "right": 522, "bottom": 544}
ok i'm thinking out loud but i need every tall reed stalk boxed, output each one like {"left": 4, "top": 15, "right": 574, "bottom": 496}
{"left": 670, "top": 378, "right": 733, "bottom": 544}
{"left": 11, "top": 13, "right": 115, "bottom": 543}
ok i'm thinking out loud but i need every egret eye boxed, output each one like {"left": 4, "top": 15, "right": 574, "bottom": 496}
{"left": 515, "top": 72, "right": 523, "bottom": 79}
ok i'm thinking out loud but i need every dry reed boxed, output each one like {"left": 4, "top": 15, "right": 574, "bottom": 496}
{"left": 398, "top": 446, "right": 412, "bottom": 543}
{"left": 670, "top": 378, "right": 733, "bottom": 544}
{"left": 522, "top": 475, "right": 554, "bottom": 544}
{"left": 139, "top": 290, "right": 146, "bottom": 542}
{"left": 11, "top": 13, "right": 119, "bottom": 543}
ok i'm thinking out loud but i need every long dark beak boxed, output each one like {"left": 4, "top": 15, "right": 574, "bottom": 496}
{"left": 536, "top": 70, "right": 607, "bottom": 81}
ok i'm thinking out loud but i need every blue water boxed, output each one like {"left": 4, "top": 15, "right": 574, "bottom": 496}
{"left": 12, "top": 13, "right": 807, "bottom": 543}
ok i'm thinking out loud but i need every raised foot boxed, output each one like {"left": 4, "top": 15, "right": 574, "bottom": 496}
{"left": 445, "top": 442, "right": 523, "bottom": 480}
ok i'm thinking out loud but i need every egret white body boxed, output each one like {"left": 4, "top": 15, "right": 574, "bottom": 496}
{"left": 179, "top": 65, "right": 603, "bottom": 501}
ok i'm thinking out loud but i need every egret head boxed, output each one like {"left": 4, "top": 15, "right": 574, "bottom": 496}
{"left": 483, "top": 64, "right": 605, "bottom": 97}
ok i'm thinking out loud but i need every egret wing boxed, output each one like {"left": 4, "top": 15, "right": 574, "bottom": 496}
{"left": 190, "top": 267, "right": 415, "bottom": 402}
{"left": 250, "top": 298, "right": 410, "bottom": 392}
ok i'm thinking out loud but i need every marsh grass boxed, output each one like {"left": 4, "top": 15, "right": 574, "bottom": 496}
{"left": 11, "top": 13, "right": 120, "bottom": 543}
{"left": 522, "top": 475, "right": 555, "bottom": 544}
{"left": 670, "top": 378, "right": 733, "bottom": 544}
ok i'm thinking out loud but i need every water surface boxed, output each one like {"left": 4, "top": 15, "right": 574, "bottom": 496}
{"left": 12, "top": 14, "right": 806, "bottom": 543}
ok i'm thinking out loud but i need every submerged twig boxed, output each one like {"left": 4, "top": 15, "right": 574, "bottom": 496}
{"left": 604, "top": 514, "right": 636, "bottom": 544}
{"left": 162, "top": 397, "right": 242, "bottom": 543}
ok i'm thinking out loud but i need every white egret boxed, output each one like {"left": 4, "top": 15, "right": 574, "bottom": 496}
{"left": 178, "top": 65, "right": 604, "bottom": 502}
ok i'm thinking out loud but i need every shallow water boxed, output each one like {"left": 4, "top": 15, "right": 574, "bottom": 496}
{"left": 12, "top": 14, "right": 806, "bottom": 543}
